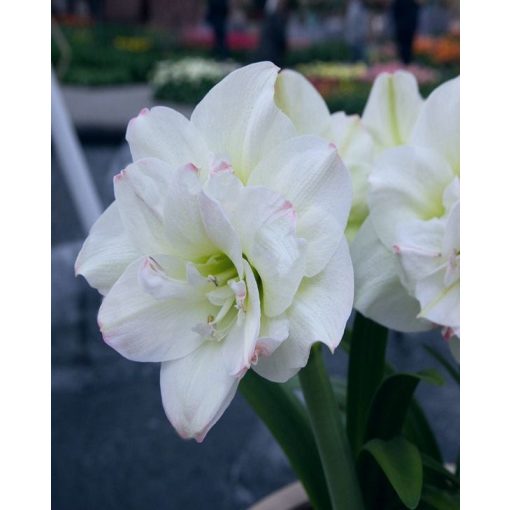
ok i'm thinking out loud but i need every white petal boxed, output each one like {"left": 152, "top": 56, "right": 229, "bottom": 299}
{"left": 362, "top": 71, "right": 423, "bottom": 149}
{"left": 197, "top": 191, "right": 244, "bottom": 278}
{"left": 443, "top": 200, "right": 460, "bottom": 256}
{"left": 126, "top": 106, "right": 209, "bottom": 168}
{"left": 202, "top": 170, "right": 244, "bottom": 210}
{"left": 248, "top": 135, "right": 351, "bottom": 275}
{"left": 98, "top": 259, "right": 214, "bottom": 362}
{"left": 329, "top": 112, "right": 375, "bottom": 165}
{"left": 346, "top": 161, "right": 372, "bottom": 240}
{"left": 162, "top": 163, "right": 218, "bottom": 260}
{"left": 296, "top": 206, "right": 343, "bottom": 277}
{"left": 411, "top": 77, "right": 460, "bottom": 173}
{"left": 368, "top": 146, "right": 455, "bottom": 249}
{"left": 221, "top": 261, "right": 261, "bottom": 376}
{"left": 274, "top": 68, "right": 331, "bottom": 136}
{"left": 205, "top": 175, "right": 308, "bottom": 316}
{"left": 394, "top": 218, "right": 446, "bottom": 292}
{"left": 257, "top": 314, "right": 290, "bottom": 353}
{"left": 254, "top": 239, "right": 353, "bottom": 382}
{"left": 191, "top": 62, "right": 296, "bottom": 182}
{"left": 75, "top": 202, "right": 139, "bottom": 295}
{"left": 442, "top": 177, "right": 460, "bottom": 212}
{"left": 160, "top": 342, "right": 239, "bottom": 442}
{"left": 255, "top": 226, "right": 307, "bottom": 318}
{"left": 249, "top": 135, "right": 350, "bottom": 226}
{"left": 137, "top": 255, "right": 213, "bottom": 300}
{"left": 237, "top": 186, "right": 307, "bottom": 317}
{"left": 113, "top": 159, "right": 174, "bottom": 255}
{"left": 416, "top": 273, "right": 460, "bottom": 330}
{"left": 351, "top": 219, "right": 433, "bottom": 333}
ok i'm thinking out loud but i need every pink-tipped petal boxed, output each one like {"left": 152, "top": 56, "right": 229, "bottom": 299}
{"left": 160, "top": 343, "right": 239, "bottom": 442}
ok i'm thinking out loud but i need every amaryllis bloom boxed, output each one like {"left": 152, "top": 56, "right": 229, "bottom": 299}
{"left": 75, "top": 62, "right": 354, "bottom": 441}
{"left": 351, "top": 77, "right": 460, "bottom": 358}
{"left": 273, "top": 69, "right": 424, "bottom": 239}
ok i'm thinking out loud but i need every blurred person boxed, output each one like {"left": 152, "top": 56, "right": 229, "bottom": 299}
{"left": 344, "top": 0, "right": 370, "bottom": 62}
{"left": 206, "top": 0, "right": 230, "bottom": 59}
{"left": 392, "top": 0, "right": 422, "bottom": 64}
{"left": 254, "top": 0, "right": 290, "bottom": 67}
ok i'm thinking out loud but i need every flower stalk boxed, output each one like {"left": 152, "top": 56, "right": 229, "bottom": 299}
{"left": 299, "top": 344, "right": 365, "bottom": 510}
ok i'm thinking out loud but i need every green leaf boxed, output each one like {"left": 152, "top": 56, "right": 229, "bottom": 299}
{"left": 299, "top": 344, "right": 365, "bottom": 510}
{"left": 330, "top": 378, "right": 348, "bottom": 412}
{"left": 419, "top": 484, "right": 460, "bottom": 510}
{"left": 347, "top": 340, "right": 443, "bottom": 462}
{"left": 404, "top": 400, "right": 443, "bottom": 463}
{"left": 239, "top": 370, "right": 331, "bottom": 510}
{"left": 421, "top": 454, "right": 459, "bottom": 490}
{"left": 285, "top": 376, "right": 347, "bottom": 413}
{"left": 346, "top": 314, "right": 388, "bottom": 455}
{"left": 361, "top": 436, "right": 423, "bottom": 509}
{"left": 424, "top": 345, "right": 460, "bottom": 384}
{"left": 359, "top": 372, "right": 444, "bottom": 510}
{"left": 365, "top": 371, "right": 443, "bottom": 442}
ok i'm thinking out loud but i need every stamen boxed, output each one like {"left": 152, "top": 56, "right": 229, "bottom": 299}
{"left": 229, "top": 280, "right": 247, "bottom": 311}
{"left": 211, "top": 297, "right": 235, "bottom": 325}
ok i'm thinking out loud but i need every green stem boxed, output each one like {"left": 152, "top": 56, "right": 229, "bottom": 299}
{"left": 346, "top": 314, "right": 388, "bottom": 456}
{"left": 239, "top": 370, "right": 331, "bottom": 510}
{"left": 299, "top": 344, "right": 365, "bottom": 510}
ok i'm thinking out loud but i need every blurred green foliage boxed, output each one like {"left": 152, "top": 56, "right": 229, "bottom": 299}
{"left": 52, "top": 23, "right": 353, "bottom": 87}
{"left": 52, "top": 23, "right": 176, "bottom": 85}
{"left": 53, "top": 23, "right": 457, "bottom": 116}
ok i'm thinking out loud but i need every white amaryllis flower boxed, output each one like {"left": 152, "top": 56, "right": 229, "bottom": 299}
{"left": 75, "top": 62, "right": 354, "bottom": 441}
{"left": 274, "top": 69, "right": 424, "bottom": 239}
{"left": 351, "top": 77, "right": 460, "bottom": 357}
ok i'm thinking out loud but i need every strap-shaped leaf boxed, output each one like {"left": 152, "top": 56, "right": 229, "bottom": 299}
{"left": 299, "top": 345, "right": 365, "bottom": 510}
{"left": 361, "top": 436, "right": 423, "bottom": 509}
{"left": 424, "top": 345, "right": 460, "bottom": 384}
{"left": 347, "top": 314, "right": 388, "bottom": 454}
{"left": 421, "top": 454, "right": 460, "bottom": 490}
{"left": 286, "top": 375, "right": 347, "bottom": 410}
{"left": 344, "top": 318, "right": 443, "bottom": 462}
{"left": 240, "top": 370, "right": 331, "bottom": 510}
{"left": 404, "top": 400, "right": 443, "bottom": 463}
{"left": 364, "top": 370, "right": 443, "bottom": 442}
{"left": 419, "top": 484, "right": 460, "bottom": 510}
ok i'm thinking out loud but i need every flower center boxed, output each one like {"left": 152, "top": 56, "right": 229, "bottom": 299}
{"left": 192, "top": 253, "right": 254, "bottom": 343}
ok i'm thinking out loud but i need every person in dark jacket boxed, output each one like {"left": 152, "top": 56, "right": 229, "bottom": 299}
{"left": 206, "top": 0, "right": 230, "bottom": 59}
{"left": 254, "top": 0, "right": 290, "bottom": 67}
{"left": 392, "top": 0, "right": 421, "bottom": 64}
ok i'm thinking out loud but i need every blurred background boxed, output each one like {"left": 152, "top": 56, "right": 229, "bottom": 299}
{"left": 51, "top": 1, "right": 459, "bottom": 508}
